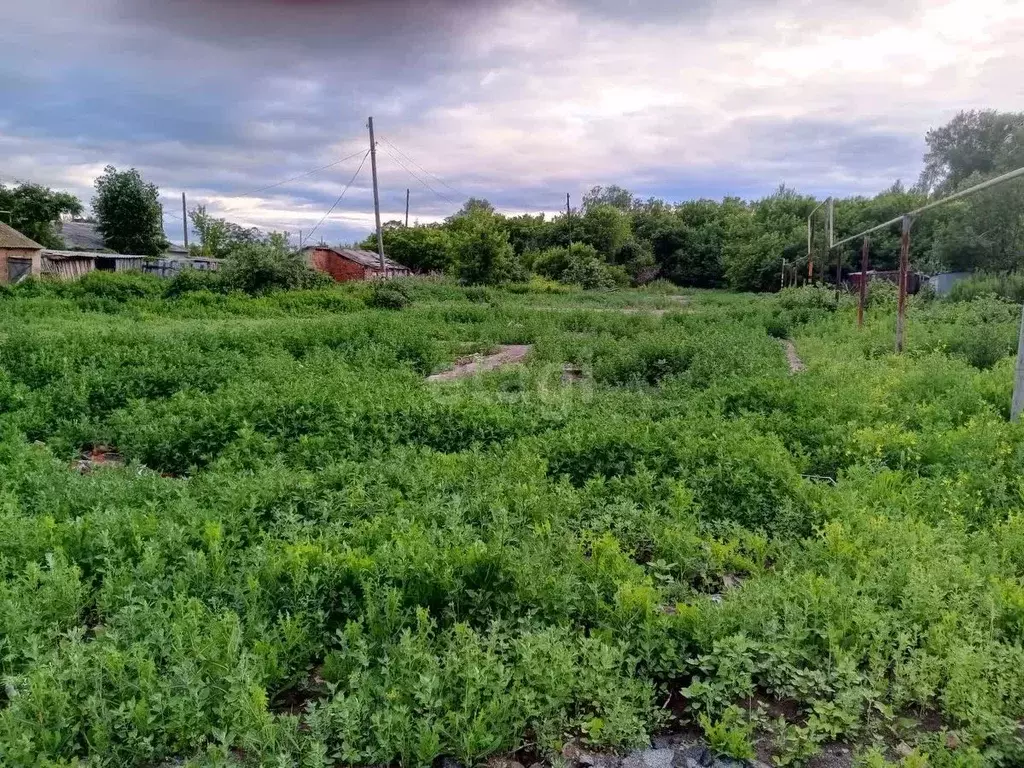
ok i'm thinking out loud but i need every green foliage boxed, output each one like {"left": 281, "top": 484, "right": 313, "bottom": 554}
{"left": 91, "top": 165, "right": 169, "bottom": 256}
{"left": 947, "top": 272, "right": 1024, "bottom": 303}
{"left": 368, "top": 281, "right": 412, "bottom": 310}
{"left": 165, "top": 267, "right": 225, "bottom": 298}
{"left": 0, "top": 284, "right": 1022, "bottom": 766}
{"left": 219, "top": 243, "right": 331, "bottom": 295}
{"left": 0, "top": 182, "right": 82, "bottom": 248}
{"left": 187, "top": 205, "right": 283, "bottom": 260}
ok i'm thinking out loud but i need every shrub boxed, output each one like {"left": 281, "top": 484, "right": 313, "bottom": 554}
{"left": 368, "top": 281, "right": 412, "bottom": 310}
{"left": 164, "top": 267, "right": 224, "bottom": 298}
{"left": 220, "top": 244, "right": 332, "bottom": 295}
{"left": 70, "top": 270, "right": 165, "bottom": 301}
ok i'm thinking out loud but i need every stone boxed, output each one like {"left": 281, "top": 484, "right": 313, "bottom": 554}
{"left": 674, "top": 746, "right": 712, "bottom": 768}
{"left": 640, "top": 749, "right": 675, "bottom": 768}
{"left": 441, "top": 757, "right": 465, "bottom": 768}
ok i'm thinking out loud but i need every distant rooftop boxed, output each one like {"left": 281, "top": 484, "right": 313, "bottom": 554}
{"left": 59, "top": 220, "right": 109, "bottom": 251}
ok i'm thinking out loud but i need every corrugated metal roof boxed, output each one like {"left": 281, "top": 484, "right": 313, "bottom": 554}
{"left": 0, "top": 221, "right": 43, "bottom": 250}
{"left": 59, "top": 221, "right": 109, "bottom": 251}
{"left": 305, "top": 246, "right": 410, "bottom": 271}
{"left": 43, "top": 250, "right": 147, "bottom": 260}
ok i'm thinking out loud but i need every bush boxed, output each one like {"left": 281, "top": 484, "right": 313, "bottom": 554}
{"left": 220, "top": 244, "right": 332, "bottom": 295}
{"left": 947, "top": 273, "right": 1024, "bottom": 303}
{"left": 71, "top": 270, "right": 165, "bottom": 301}
{"left": 367, "top": 281, "right": 412, "bottom": 310}
{"left": 164, "top": 267, "right": 224, "bottom": 298}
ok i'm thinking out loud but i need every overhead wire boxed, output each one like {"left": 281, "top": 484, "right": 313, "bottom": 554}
{"left": 234, "top": 149, "right": 369, "bottom": 199}
{"left": 379, "top": 144, "right": 457, "bottom": 207}
{"left": 303, "top": 149, "right": 370, "bottom": 245}
{"left": 379, "top": 136, "right": 469, "bottom": 200}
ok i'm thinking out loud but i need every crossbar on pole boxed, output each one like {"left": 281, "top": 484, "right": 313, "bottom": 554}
{"left": 831, "top": 165, "right": 1024, "bottom": 250}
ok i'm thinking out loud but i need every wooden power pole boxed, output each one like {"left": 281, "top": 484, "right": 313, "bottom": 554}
{"left": 405, "top": 188, "right": 410, "bottom": 227}
{"left": 367, "top": 116, "right": 384, "bottom": 270}
{"left": 181, "top": 192, "right": 188, "bottom": 250}
{"left": 566, "top": 193, "right": 572, "bottom": 246}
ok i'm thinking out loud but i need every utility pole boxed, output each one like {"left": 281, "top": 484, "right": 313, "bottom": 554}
{"left": 367, "top": 116, "right": 384, "bottom": 271}
{"left": 1012, "top": 302, "right": 1024, "bottom": 421}
{"left": 895, "top": 215, "right": 911, "bottom": 354}
{"left": 566, "top": 193, "right": 572, "bottom": 247}
{"left": 181, "top": 192, "right": 189, "bottom": 250}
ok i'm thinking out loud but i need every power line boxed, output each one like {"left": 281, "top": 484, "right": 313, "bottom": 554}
{"left": 379, "top": 144, "right": 457, "bottom": 207}
{"left": 303, "top": 150, "right": 370, "bottom": 245}
{"left": 233, "top": 149, "right": 369, "bottom": 199}
{"left": 379, "top": 136, "right": 469, "bottom": 200}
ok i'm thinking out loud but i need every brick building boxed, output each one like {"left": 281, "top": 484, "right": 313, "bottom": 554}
{"left": 0, "top": 221, "right": 43, "bottom": 284}
{"left": 302, "top": 246, "right": 411, "bottom": 282}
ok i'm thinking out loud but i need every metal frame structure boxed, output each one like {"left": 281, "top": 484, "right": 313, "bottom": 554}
{"left": 811, "top": 164, "right": 1024, "bottom": 419}
{"left": 817, "top": 164, "right": 1024, "bottom": 351}
{"left": 806, "top": 197, "right": 834, "bottom": 281}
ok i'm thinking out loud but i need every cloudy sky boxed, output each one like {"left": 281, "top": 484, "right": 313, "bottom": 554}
{"left": 1, "top": 0, "right": 1022, "bottom": 246}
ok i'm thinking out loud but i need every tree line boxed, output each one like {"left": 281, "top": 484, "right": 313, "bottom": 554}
{"left": 362, "top": 110, "right": 1023, "bottom": 290}
{"left": 2, "top": 109, "right": 1021, "bottom": 291}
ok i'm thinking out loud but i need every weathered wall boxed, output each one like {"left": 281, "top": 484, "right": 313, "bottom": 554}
{"left": 309, "top": 247, "right": 366, "bottom": 282}
{"left": 0, "top": 247, "right": 42, "bottom": 284}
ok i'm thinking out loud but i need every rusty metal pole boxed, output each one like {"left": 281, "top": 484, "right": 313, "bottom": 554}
{"left": 895, "top": 215, "right": 911, "bottom": 354}
{"left": 1012, "top": 302, "right": 1024, "bottom": 421}
{"left": 857, "top": 237, "right": 869, "bottom": 328}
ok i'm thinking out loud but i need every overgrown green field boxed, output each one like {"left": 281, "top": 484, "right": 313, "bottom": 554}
{"left": 1, "top": 276, "right": 1023, "bottom": 767}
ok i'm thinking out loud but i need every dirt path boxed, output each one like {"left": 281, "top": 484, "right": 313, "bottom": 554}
{"left": 781, "top": 339, "right": 806, "bottom": 374}
{"left": 427, "top": 344, "right": 533, "bottom": 382}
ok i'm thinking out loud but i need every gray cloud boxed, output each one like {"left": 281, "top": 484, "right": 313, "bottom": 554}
{"left": 1, "top": 0, "right": 1021, "bottom": 246}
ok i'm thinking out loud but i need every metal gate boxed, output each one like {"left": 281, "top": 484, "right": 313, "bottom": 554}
{"left": 7, "top": 257, "right": 32, "bottom": 283}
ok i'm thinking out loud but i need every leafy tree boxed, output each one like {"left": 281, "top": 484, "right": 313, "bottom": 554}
{"left": 361, "top": 223, "right": 454, "bottom": 273}
{"left": 582, "top": 185, "right": 636, "bottom": 212}
{"left": 92, "top": 166, "right": 168, "bottom": 256}
{"left": 0, "top": 182, "right": 82, "bottom": 247}
{"left": 188, "top": 205, "right": 268, "bottom": 259}
{"left": 505, "top": 213, "right": 550, "bottom": 257}
{"left": 918, "top": 110, "right": 1024, "bottom": 194}
{"left": 578, "top": 203, "right": 632, "bottom": 260}
{"left": 451, "top": 211, "right": 520, "bottom": 285}
{"left": 930, "top": 172, "right": 1024, "bottom": 272}
{"left": 722, "top": 186, "right": 814, "bottom": 291}
{"left": 220, "top": 242, "right": 329, "bottom": 295}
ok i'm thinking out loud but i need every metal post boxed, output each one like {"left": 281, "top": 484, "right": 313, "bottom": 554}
{"left": 405, "top": 188, "right": 410, "bottom": 227}
{"left": 895, "top": 215, "right": 911, "bottom": 354}
{"left": 367, "top": 116, "right": 384, "bottom": 271}
{"left": 857, "top": 237, "right": 869, "bottom": 328}
{"left": 1012, "top": 302, "right": 1024, "bottom": 421}
{"left": 181, "top": 192, "right": 189, "bottom": 250}
{"left": 807, "top": 218, "right": 813, "bottom": 281}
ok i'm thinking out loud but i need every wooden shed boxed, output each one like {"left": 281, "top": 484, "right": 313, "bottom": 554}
{"left": 0, "top": 221, "right": 44, "bottom": 284}
{"left": 302, "top": 246, "right": 411, "bottom": 282}
{"left": 42, "top": 250, "right": 147, "bottom": 280}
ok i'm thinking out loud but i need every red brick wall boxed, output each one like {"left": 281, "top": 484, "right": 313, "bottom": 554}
{"left": 309, "top": 247, "right": 366, "bottom": 282}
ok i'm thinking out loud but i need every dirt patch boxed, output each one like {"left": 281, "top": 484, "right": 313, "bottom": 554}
{"left": 561, "top": 364, "right": 585, "bottom": 383}
{"left": 75, "top": 445, "right": 124, "bottom": 473}
{"left": 427, "top": 344, "right": 533, "bottom": 382}
{"left": 781, "top": 339, "right": 806, "bottom": 374}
